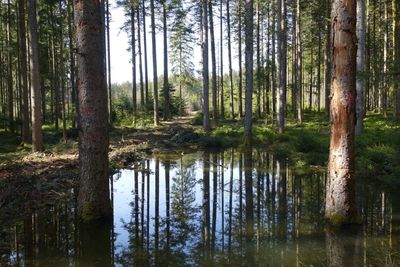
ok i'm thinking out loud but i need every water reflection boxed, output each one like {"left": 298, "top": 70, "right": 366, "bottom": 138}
{"left": 1, "top": 149, "right": 400, "bottom": 266}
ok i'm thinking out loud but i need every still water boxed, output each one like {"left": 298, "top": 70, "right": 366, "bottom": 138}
{"left": 1, "top": 149, "right": 399, "bottom": 266}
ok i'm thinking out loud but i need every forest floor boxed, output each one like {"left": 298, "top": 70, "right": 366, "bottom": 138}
{"left": 0, "top": 112, "right": 399, "bottom": 225}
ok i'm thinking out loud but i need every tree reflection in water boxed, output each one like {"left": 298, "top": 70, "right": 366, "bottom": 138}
{"left": 1, "top": 149, "right": 400, "bottom": 266}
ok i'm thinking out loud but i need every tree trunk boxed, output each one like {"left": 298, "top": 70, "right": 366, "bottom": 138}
{"left": 393, "top": 0, "right": 400, "bottom": 120}
{"left": 244, "top": 0, "right": 253, "bottom": 143}
{"left": 276, "top": 0, "right": 286, "bottom": 133}
{"left": 18, "top": 0, "right": 30, "bottom": 143}
{"left": 202, "top": 0, "right": 211, "bottom": 132}
{"left": 131, "top": 5, "right": 137, "bottom": 120}
{"left": 209, "top": 0, "right": 218, "bottom": 126}
{"left": 67, "top": 0, "right": 78, "bottom": 128}
{"left": 28, "top": 0, "right": 43, "bottom": 152}
{"left": 356, "top": 0, "right": 366, "bottom": 134}
{"left": 106, "top": 0, "right": 112, "bottom": 125}
{"left": 137, "top": 6, "right": 144, "bottom": 111}
{"left": 150, "top": 0, "right": 159, "bottom": 126}
{"left": 74, "top": 0, "right": 111, "bottom": 222}
{"left": 162, "top": 1, "right": 170, "bottom": 120}
{"left": 296, "top": 0, "right": 303, "bottom": 122}
{"left": 325, "top": 0, "right": 357, "bottom": 224}
{"left": 238, "top": 1, "right": 243, "bottom": 119}
{"left": 324, "top": 0, "right": 331, "bottom": 119}
{"left": 142, "top": 0, "right": 149, "bottom": 111}
{"left": 227, "top": 0, "right": 235, "bottom": 119}
{"left": 220, "top": 0, "right": 224, "bottom": 119}
{"left": 7, "top": 0, "right": 14, "bottom": 132}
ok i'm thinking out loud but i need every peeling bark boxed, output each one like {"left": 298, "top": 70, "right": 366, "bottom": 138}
{"left": 325, "top": 0, "right": 357, "bottom": 224}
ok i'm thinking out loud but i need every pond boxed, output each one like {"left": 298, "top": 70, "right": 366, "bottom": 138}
{"left": 1, "top": 149, "right": 399, "bottom": 266}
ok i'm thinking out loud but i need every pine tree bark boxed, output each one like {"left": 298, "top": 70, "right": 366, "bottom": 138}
{"left": 7, "top": 0, "right": 14, "bottom": 132}
{"left": 324, "top": 0, "right": 331, "bottom": 119}
{"left": 356, "top": 0, "right": 366, "bottom": 134}
{"left": 28, "top": 0, "right": 43, "bottom": 152}
{"left": 295, "top": 0, "right": 303, "bottom": 122}
{"left": 393, "top": 0, "right": 400, "bottom": 120}
{"left": 137, "top": 6, "right": 144, "bottom": 110}
{"left": 131, "top": 5, "right": 137, "bottom": 120}
{"left": 18, "top": 0, "right": 30, "bottom": 143}
{"left": 220, "top": 0, "right": 224, "bottom": 119}
{"left": 150, "top": 0, "right": 159, "bottom": 126}
{"left": 276, "top": 0, "right": 286, "bottom": 133}
{"left": 325, "top": 0, "right": 357, "bottom": 224}
{"left": 142, "top": 0, "right": 149, "bottom": 111}
{"left": 227, "top": 0, "right": 235, "bottom": 119}
{"left": 238, "top": 1, "right": 243, "bottom": 119}
{"left": 243, "top": 0, "right": 253, "bottom": 143}
{"left": 202, "top": 0, "right": 211, "bottom": 132}
{"left": 209, "top": 0, "right": 218, "bottom": 126}
{"left": 162, "top": 0, "right": 170, "bottom": 120}
{"left": 74, "top": 0, "right": 111, "bottom": 222}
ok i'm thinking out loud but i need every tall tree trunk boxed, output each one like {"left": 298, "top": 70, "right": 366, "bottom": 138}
{"left": 317, "top": 23, "right": 322, "bottom": 112}
{"left": 67, "top": 0, "right": 78, "bottom": 128}
{"left": 106, "top": 0, "right": 112, "bottom": 125}
{"left": 256, "top": 1, "right": 261, "bottom": 119}
{"left": 238, "top": 1, "right": 243, "bottom": 119}
{"left": 244, "top": 0, "right": 253, "bottom": 143}
{"left": 7, "top": 0, "right": 14, "bottom": 132}
{"left": 393, "top": 0, "right": 400, "bottom": 120}
{"left": 295, "top": 0, "right": 303, "bottom": 122}
{"left": 356, "top": 0, "right": 366, "bottom": 134}
{"left": 382, "top": 0, "right": 388, "bottom": 117}
{"left": 209, "top": 0, "right": 218, "bottom": 126}
{"left": 325, "top": 0, "right": 357, "bottom": 224}
{"left": 220, "top": 0, "right": 224, "bottom": 119}
{"left": 202, "top": 0, "right": 211, "bottom": 132}
{"left": 276, "top": 0, "right": 286, "bottom": 133}
{"left": 142, "top": 0, "right": 149, "bottom": 111}
{"left": 137, "top": 6, "right": 144, "bottom": 111}
{"left": 18, "top": 0, "right": 30, "bottom": 143}
{"left": 227, "top": 0, "right": 235, "bottom": 119}
{"left": 75, "top": 0, "right": 111, "bottom": 222}
{"left": 28, "top": 0, "right": 43, "bottom": 152}
{"left": 324, "top": 0, "right": 331, "bottom": 119}
{"left": 131, "top": 5, "right": 137, "bottom": 121}
{"left": 59, "top": 0, "right": 67, "bottom": 141}
{"left": 162, "top": 1, "right": 169, "bottom": 120}
{"left": 150, "top": 0, "right": 159, "bottom": 126}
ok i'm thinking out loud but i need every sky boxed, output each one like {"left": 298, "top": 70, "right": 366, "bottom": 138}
{"left": 108, "top": 0, "right": 239, "bottom": 85}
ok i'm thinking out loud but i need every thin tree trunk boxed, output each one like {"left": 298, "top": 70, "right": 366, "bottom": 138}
{"left": 276, "top": 0, "right": 285, "bottom": 133}
{"left": 202, "top": 0, "right": 211, "bottom": 132}
{"left": 142, "top": 0, "right": 149, "bottom": 111}
{"left": 325, "top": 0, "right": 357, "bottom": 224}
{"left": 238, "top": 1, "right": 243, "bottom": 119}
{"left": 244, "top": 0, "right": 253, "bottom": 143}
{"left": 137, "top": 6, "right": 144, "bottom": 111}
{"left": 220, "top": 0, "right": 224, "bottom": 119}
{"left": 227, "top": 0, "right": 235, "bottom": 119}
{"left": 356, "top": 0, "right": 366, "bottom": 134}
{"left": 162, "top": 1, "right": 169, "bottom": 120}
{"left": 131, "top": 5, "right": 137, "bottom": 121}
{"left": 106, "top": 0, "right": 112, "bottom": 125}
{"left": 393, "top": 0, "right": 400, "bottom": 120}
{"left": 296, "top": 0, "right": 303, "bottom": 122}
{"left": 18, "top": 0, "right": 30, "bottom": 143}
{"left": 7, "top": 0, "right": 14, "bottom": 132}
{"left": 317, "top": 23, "right": 322, "bottom": 112}
{"left": 209, "top": 0, "right": 218, "bottom": 126}
{"left": 28, "top": 0, "right": 43, "bottom": 152}
{"left": 256, "top": 1, "right": 261, "bottom": 119}
{"left": 75, "top": 0, "right": 111, "bottom": 222}
{"left": 150, "top": 0, "right": 159, "bottom": 126}
{"left": 67, "top": 0, "right": 78, "bottom": 128}
{"left": 324, "top": 0, "right": 331, "bottom": 119}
